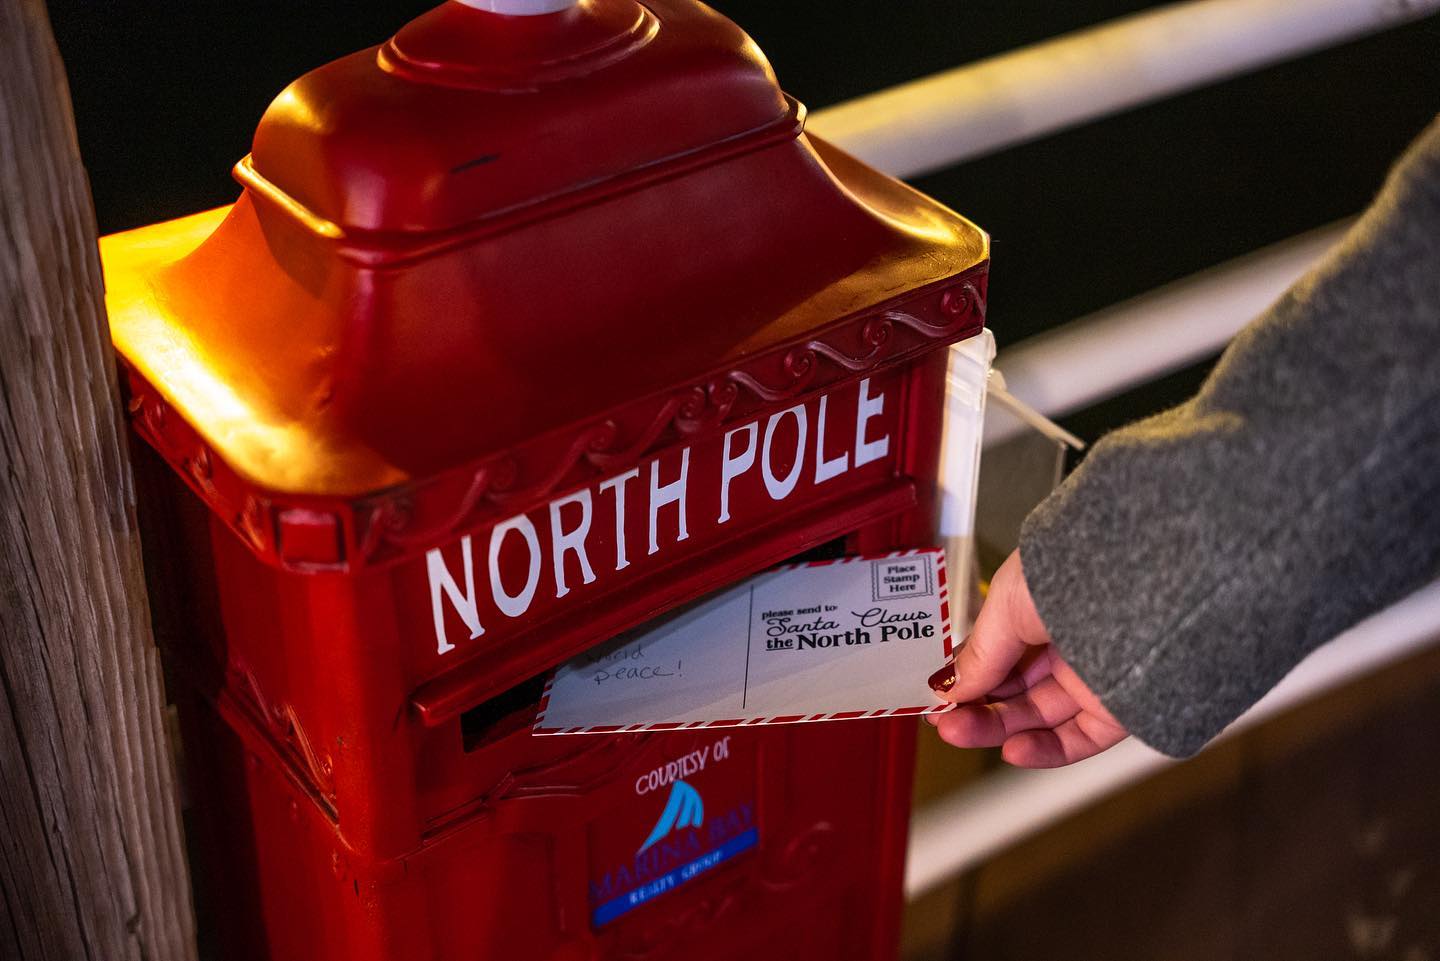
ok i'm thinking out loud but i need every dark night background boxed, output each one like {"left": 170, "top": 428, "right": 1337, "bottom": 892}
{"left": 45, "top": 1, "right": 1440, "bottom": 442}
{"left": 42, "top": 4, "right": 1440, "bottom": 958}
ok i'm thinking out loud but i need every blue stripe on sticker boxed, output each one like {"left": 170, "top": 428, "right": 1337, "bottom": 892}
{"left": 592, "top": 828, "right": 759, "bottom": 927}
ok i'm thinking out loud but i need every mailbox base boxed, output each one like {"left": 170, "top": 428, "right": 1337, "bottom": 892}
{"left": 178, "top": 686, "right": 918, "bottom": 961}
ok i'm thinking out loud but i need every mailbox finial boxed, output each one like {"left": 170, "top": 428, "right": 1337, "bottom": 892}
{"left": 454, "top": 0, "right": 580, "bottom": 13}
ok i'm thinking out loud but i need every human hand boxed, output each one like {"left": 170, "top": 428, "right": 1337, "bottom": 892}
{"left": 926, "top": 550, "right": 1129, "bottom": 767}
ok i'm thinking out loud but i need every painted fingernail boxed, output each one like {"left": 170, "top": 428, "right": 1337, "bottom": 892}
{"left": 928, "top": 662, "right": 956, "bottom": 694}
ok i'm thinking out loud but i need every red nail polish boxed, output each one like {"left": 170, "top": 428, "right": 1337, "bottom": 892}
{"left": 927, "top": 662, "right": 956, "bottom": 694}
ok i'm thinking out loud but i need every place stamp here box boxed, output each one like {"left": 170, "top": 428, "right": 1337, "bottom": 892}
{"left": 535, "top": 549, "right": 954, "bottom": 734}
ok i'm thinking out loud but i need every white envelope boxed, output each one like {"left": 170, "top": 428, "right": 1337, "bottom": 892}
{"left": 535, "top": 549, "right": 955, "bottom": 734}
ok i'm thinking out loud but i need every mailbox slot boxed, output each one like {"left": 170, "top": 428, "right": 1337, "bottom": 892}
{"left": 456, "top": 534, "right": 851, "bottom": 752}
{"left": 460, "top": 673, "right": 549, "bottom": 752}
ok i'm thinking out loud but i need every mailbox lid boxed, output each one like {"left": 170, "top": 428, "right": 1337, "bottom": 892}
{"left": 245, "top": 0, "right": 792, "bottom": 237}
{"left": 102, "top": 0, "right": 989, "bottom": 572}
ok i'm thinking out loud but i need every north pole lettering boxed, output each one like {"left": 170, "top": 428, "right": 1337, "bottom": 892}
{"left": 425, "top": 376, "right": 897, "bottom": 656}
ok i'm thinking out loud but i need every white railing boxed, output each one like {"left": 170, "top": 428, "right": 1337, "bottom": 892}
{"left": 809, "top": 0, "right": 1440, "bottom": 179}
{"left": 905, "top": 577, "right": 1440, "bottom": 898}
{"left": 812, "top": 0, "right": 1440, "bottom": 902}
{"left": 985, "top": 220, "right": 1351, "bottom": 445}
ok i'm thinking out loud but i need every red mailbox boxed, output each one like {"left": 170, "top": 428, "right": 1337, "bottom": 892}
{"left": 103, "top": 2, "right": 988, "bottom": 958}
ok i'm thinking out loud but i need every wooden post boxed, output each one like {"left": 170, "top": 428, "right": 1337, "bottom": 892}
{"left": 0, "top": 1, "right": 199, "bottom": 958}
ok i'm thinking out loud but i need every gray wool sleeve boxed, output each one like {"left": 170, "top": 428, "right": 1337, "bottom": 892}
{"left": 1018, "top": 115, "right": 1440, "bottom": 758}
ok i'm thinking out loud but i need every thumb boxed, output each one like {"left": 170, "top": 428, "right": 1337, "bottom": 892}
{"left": 935, "top": 550, "right": 1051, "bottom": 703}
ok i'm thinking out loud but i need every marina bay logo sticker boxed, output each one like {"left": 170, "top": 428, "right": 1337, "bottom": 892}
{"left": 590, "top": 736, "right": 758, "bottom": 928}
{"left": 638, "top": 780, "right": 704, "bottom": 854}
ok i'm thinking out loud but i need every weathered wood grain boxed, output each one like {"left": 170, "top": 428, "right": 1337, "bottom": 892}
{"left": 0, "top": 1, "right": 198, "bottom": 957}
